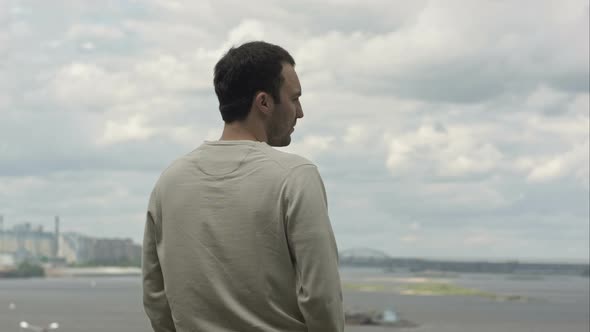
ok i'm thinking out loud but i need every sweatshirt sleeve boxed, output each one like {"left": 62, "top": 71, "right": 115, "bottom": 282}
{"left": 283, "top": 164, "right": 344, "bottom": 332}
{"left": 142, "top": 189, "right": 176, "bottom": 332}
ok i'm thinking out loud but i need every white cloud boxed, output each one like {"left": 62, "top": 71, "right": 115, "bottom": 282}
{"left": 66, "top": 24, "right": 125, "bottom": 40}
{"left": 152, "top": 0, "right": 185, "bottom": 11}
{"left": 151, "top": 0, "right": 214, "bottom": 16}
{"left": 528, "top": 158, "right": 564, "bottom": 183}
{"left": 122, "top": 19, "right": 212, "bottom": 50}
{"left": 385, "top": 139, "right": 413, "bottom": 173}
{"left": 169, "top": 127, "right": 221, "bottom": 147}
{"left": 2, "top": 0, "right": 588, "bottom": 260}
{"left": 421, "top": 181, "right": 511, "bottom": 210}
{"left": 568, "top": 93, "right": 590, "bottom": 115}
{"left": 442, "top": 143, "right": 503, "bottom": 176}
{"left": 97, "top": 114, "right": 157, "bottom": 146}
{"left": 527, "top": 140, "right": 590, "bottom": 184}
{"left": 526, "top": 111, "right": 589, "bottom": 141}
{"left": 47, "top": 51, "right": 217, "bottom": 113}
{"left": 133, "top": 52, "right": 215, "bottom": 92}
{"left": 10, "top": 20, "right": 32, "bottom": 37}
{"left": 0, "top": 93, "right": 11, "bottom": 110}
{"left": 400, "top": 235, "right": 419, "bottom": 243}
{"left": 384, "top": 124, "right": 504, "bottom": 177}
{"left": 81, "top": 41, "right": 95, "bottom": 50}
{"left": 282, "top": 135, "right": 336, "bottom": 160}
{"left": 408, "top": 222, "right": 421, "bottom": 231}
{"left": 50, "top": 63, "right": 137, "bottom": 109}
{"left": 226, "top": 20, "right": 266, "bottom": 46}
{"left": 0, "top": 176, "right": 48, "bottom": 197}
{"left": 343, "top": 125, "right": 368, "bottom": 145}
{"left": 525, "top": 85, "right": 569, "bottom": 110}
{"left": 464, "top": 232, "right": 499, "bottom": 247}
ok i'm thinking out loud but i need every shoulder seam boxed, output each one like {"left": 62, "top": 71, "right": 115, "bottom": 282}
{"left": 256, "top": 145, "right": 315, "bottom": 171}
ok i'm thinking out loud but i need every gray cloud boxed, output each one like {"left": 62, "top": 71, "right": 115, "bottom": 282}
{"left": 1, "top": 0, "right": 588, "bottom": 261}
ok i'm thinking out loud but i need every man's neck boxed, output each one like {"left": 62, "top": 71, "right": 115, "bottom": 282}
{"left": 219, "top": 122, "right": 266, "bottom": 142}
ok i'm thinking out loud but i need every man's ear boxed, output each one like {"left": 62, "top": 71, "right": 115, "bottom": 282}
{"left": 254, "top": 91, "right": 274, "bottom": 117}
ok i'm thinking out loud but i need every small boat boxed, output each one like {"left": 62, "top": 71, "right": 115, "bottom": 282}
{"left": 345, "top": 307, "right": 419, "bottom": 328}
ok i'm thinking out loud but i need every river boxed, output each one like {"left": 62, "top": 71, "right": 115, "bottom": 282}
{"left": 0, "top": 267, "right": 588, "bottom": 332}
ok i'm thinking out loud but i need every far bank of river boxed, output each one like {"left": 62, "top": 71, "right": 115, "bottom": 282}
{"left": 44, "top": 267, "right": 141, "bottom": 277}
{"left": 0, "top": 266, "right": 141, "bottom": 279}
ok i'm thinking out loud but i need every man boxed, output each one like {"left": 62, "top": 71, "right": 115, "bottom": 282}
{"left": 142, "top": 41, "right": 344, "bottom": 332}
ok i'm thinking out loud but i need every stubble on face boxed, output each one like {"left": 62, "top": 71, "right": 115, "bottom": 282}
{"left": 266, "top": 111, "right": 293, "bottom": 147}
{"left": 266, "top": 64, "right": 300, "bottom": 147}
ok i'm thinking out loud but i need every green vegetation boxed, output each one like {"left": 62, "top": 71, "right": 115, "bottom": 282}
{"left": 68, "top": 257, "right": 141, "bottom": 268}
{"left": 402, "top": 282, "right": 530, "bottom": 302}
{"left": 343, "top": 280, "right": 530, "bottom": 303}
{"left": 506, "top": 274, "right": 544, "bottom": 281}
{"left": 0, "top": 261, "right": 45, "bottom": 278}
{"left": 413, "top": 271, "right": 460, "bottom": 279}
{"left": 16, "top": 261, "right": 45, "bottom": 278}
{"left": 342, "top": 283, "right": 394, "bottom": 292}
{"left": 402, "top": 282, "right": 495, "bottom": 297}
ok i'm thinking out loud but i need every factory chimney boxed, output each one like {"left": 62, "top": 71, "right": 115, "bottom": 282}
{"left": 54, "top": 216, "right": 60, "bottom": 258}
{"left": 0, "top": 214, "right": 4, "bottom": 253}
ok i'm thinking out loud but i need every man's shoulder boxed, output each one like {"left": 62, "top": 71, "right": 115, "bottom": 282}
{"left": 152, "top": 148, "right": 201, "bottom": 188}
{"left": 259, "top": 145, "right": 316, "bottom": 171}
{"left": 152, "top": 143, "right": 318, "bottom": 189}
{"left": 160, "top": 156, "right": 186, "bottom": 176}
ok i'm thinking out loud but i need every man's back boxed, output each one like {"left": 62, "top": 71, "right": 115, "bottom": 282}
{"left": 143, "top": 140, "right": 344, "bottom": 332}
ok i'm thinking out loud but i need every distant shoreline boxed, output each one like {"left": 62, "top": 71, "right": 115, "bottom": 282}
{"left": 45, "top": 267, "right": 142, "bottom": 278}
{"left": 1, "top": 266, "right": 142, "bottom": 279}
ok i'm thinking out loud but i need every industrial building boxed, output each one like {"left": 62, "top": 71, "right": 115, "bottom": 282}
{"left": 0, "top": 215, "right": 141, "bottom": 268}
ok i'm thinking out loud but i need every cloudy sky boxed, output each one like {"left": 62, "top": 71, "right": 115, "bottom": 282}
{"left": 1, "top": 0, "right": 588, "bottom": 262}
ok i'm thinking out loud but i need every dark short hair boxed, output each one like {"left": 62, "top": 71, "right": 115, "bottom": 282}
{"left": 213, "top": 41, "right": 295, "bottom": 123}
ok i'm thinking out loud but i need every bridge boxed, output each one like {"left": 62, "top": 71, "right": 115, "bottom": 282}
{"left": 339, "top": 248, "right": 590, "bottom": 276}
{"left": 339, "top": 248, "right": 393, "bottom": 266}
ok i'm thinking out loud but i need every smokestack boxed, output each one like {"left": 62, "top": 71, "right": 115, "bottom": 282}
{"left": 0, "top": 215, "right": 4, "bottom": 253}
{"left": 35, "top": 225, "right": 43, "bottom": 257}
{"left": 54, "top": 216, "right": 60, "bottom": 258}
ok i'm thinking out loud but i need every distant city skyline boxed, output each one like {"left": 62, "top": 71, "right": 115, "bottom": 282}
{"left": 0, "top": 216, "right": 136, "bottom": 242}
{"left": 0, "top": 216, "right": 141, "bottom": 267}
{"left": 1, "top": 216, "right": 587, "bottom": 264}
{"left": 1, "top": 0, "right": 588, "bottom": 261}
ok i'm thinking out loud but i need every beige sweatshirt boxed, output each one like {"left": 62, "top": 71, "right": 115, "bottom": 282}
{"left": 143, "top": 140, "right": 344, "bottom": 332}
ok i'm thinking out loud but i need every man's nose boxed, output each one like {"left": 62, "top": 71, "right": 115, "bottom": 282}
{"left": 297, "top": 107, "right": 304, "bottom": 119}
